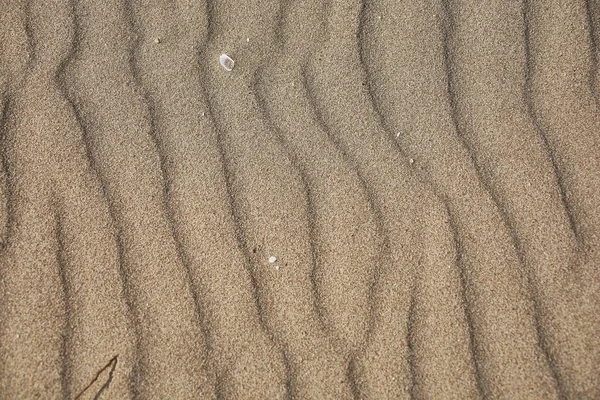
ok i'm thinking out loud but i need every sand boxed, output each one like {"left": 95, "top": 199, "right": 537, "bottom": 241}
{"left": 0, "top": 0, "right": 599, "bottom": 398}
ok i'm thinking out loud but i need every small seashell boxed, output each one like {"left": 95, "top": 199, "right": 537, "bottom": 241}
{"left": 269, "top": 256, "right": 277, "bottom": 264}
{"left": 219, "top": 54, "right": 234, "bottom": 71}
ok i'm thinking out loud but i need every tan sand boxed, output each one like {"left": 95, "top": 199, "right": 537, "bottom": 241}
{"left": 0, "top": 0, "right": 598, "bottom": 398}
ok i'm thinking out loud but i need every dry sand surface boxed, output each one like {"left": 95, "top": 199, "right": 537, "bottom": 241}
{"left": 0, "top": 0, "right": 599, "bottom": 398}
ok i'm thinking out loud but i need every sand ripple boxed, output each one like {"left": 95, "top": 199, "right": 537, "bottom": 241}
{"left": 0, "top": 0, "right": 599, "bottom": 398}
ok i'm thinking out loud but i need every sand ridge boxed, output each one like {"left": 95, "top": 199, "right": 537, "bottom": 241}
{"left": 0, "top": 0, "right": 599, "bottom": 399}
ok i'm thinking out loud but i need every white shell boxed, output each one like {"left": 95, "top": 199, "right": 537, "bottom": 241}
{"left": 219, "top": 54, "right": 234, "bottom": 71}
{"left": 268, "top": 256, "right": 277, "bottom": 264}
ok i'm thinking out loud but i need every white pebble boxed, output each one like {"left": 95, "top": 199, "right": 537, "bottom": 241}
{"left": 274, "top": 265, "right": 280, "bottom": 271}
{"left": 409, "top": 158, "right": 414, "bottom": 165}
{"left": 219, "top": 54, "right": 235, "bottom": 71}
{"left": 154, "top": 38, "right": 161, "bottom": 44}
{"left": 268, "top": 256, "right": 277, "bottom": 264}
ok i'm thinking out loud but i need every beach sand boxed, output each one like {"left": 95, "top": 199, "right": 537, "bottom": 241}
{"left": 0, "top": 0, "right": 599, "bottom": 398}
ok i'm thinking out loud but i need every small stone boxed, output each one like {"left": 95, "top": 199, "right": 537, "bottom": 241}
{"left": 219, "top": 54, "right": 235, "bottom": 71}
{"left": 409, "top": 158, "right": 414, "bottom": 165}
{"left": 268, "top": 256, "right": 277, "bottom": 264}
{"left": 274, "top": 265, "right": 280, "bottom": 271}
{"left": 154, "top": 38, "right": 161, "bottom": 44}
{"left": 396, "top": 132, "right": 401, "bottom": 138}
{"left": 246, "top": 37, "right": 250, "bottom": 43}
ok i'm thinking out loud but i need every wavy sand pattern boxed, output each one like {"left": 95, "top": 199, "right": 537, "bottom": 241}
{"left": 0, "top": 0, "right": 599, "bottom": 398}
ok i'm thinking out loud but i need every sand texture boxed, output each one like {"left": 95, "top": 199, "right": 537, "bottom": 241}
{"left": 0, "top": 0, "right": 599, "bottom": 398}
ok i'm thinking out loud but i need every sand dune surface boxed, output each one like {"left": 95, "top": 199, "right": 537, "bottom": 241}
{"left": 0, "top": 0, "right": 599, "bottom": 398}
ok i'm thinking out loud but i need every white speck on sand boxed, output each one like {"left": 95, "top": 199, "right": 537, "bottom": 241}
{"left": 269, "top": 256, "right": 277, "bottom": 264}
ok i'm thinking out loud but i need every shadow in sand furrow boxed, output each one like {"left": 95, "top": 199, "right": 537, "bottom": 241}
{"left": 0, "top": 91, "right": 8, "bottom": 247}
{"left": 55, "top": 208, "right": 73, "bottom": 399}
{"left": 444, "top": 1, "right": 600, "bottom": 398}
{"left": 50, "top": 3, "right": 139, "bottom": 399}
{"left": 201, "top": 0, "right": 355, "bottom": 397}
{"left": 526, "top": 0, "right": 600, "bottom": 259}
{"left": 360, "top": 0, "right": 571, "bottom": 397}
{"left": 0, "top": 180, "right": 64, "bottom": 399}
{"left": 303, "top": 0, "right": 474, "bottom": 397}
{"left": 361, "top": 0, "right": 561, "bottom": 396}
{"left": 52, "top": 176, "right": 135, "bottom": 400}
{"left": 524, "top": 0, "right": 600, "bottom": 397}
{"left": 256, "top": 0, "right": 382, "bottom": 389}
{"left": 0, "top": 5, "right": 64, "bottom": 398}
{"left": 127, "top": 1, "right": 290, "bottom": 398}
{"left": 0, "top": 0, "right": 30, "bottom": 253}
{"left": 2, "top": 1, "right": 136, "bottom": 398}
{"left": 0, "top": 2, "right": 69, "bottom": 397}
{"left": 0, "top": 0, "right": 597, "bottom": 398}
{"left": 0, "top": 33, "right": 7, "bottom": 247}
{"left": 62, "top": 0, "right": 214, "bottom": 397}
{"left": 586, "top": 0, "right": 600, "bottom": 106}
